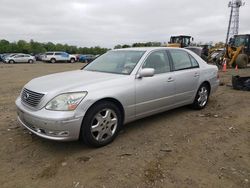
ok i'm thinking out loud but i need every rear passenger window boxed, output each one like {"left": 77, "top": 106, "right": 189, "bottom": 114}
{"left": 55, "top": 52, "right": 62, "bottom": 55}
{"left": 189, "top": 55, "right": 199, "bottom": 68}
{"left": 142, "top": 50, "right": 170, "bottom": 74}
{"left": 46, "top": 52, "right": 53, "bottom": 55}
{"left": 169, "top": 50, "right": 192, "bottom": 71}
{"left": 15, "top": 55, "right": 24, "bottom": 58}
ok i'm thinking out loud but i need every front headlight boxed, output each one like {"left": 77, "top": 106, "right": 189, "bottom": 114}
{"left": 45, "top": 92, "right": 87, "bottom": 111}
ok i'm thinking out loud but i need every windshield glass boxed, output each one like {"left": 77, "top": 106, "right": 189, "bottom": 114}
{"left": 84, "top": 50, "right": 145, "bottom": 75}
{"left": 234, "top": 36, "right": 249, "bottom": 47}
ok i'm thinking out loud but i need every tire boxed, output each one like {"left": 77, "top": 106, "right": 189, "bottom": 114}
{"left": 28, "top": 59, "right": 33, "bottom": 64}
{"left": 50, "top": 58, "right": 56, "bottom": 63}
{"left": 191, "top": 83, "right": 210, "bottom": 110}
{"left": 70, "top": 58, "right": 75, "bottom": 63}
{"left": 9, "top": 60, "right": 14, "bottom": 64}
{"left": 81, "top": 101, "right": 122, "bottom": 147}
{"left": 236, "top": 54, "right": 248, "bottom": 68}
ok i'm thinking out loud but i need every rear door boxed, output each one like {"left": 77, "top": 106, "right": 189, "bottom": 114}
{"left": 168, "top": 49, "right": 200, "bottom": 104}
{"left": 135, "top": 50, "right": 176, "bottom": 117}
{"left": 55, "top": 52, "right": 63, "bottom": 61}
{"left": 23, "top": 54, "right": 30, "bottom": 62}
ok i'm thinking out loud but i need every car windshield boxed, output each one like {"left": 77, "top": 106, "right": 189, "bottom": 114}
{"left": 84, "top": 50, "right": 145, "bottom": 75}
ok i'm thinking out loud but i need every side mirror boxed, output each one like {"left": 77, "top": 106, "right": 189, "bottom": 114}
{"left": 137, "top": 68, "right": 155, "bottom": 78}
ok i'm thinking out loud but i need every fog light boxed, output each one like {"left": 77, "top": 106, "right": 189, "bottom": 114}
{"left": 58, "top": 131, "right": 69, "bottom": 136}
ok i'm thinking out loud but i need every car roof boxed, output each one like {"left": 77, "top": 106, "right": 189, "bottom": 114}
{"left": 113, "top": 47, "right": 189, "bottom": 52}
{"left": 46, "top": 51, "right": 65, "bottom": 53}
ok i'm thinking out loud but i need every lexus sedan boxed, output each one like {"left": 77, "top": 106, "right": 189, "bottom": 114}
{"left": 16, "top": 47, "right": 219, "bottom": 147}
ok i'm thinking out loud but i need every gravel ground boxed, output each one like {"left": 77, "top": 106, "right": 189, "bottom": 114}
{"left": 0, "top": 62, "right": 249, "bottom": 188}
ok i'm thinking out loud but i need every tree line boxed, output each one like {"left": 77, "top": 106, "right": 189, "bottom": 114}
{"left": 114, "top": 42, "right": 162, "bottom": 49}
{"left": 0, "top": 39, "right": 225, "bottom": 55}
{"left": 0, "top": 39, "right": 109, "bottom": 55}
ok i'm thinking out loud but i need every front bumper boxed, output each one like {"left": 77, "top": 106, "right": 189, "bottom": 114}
{"left": 16, "top": 97, "right": 84, "bottom": 141}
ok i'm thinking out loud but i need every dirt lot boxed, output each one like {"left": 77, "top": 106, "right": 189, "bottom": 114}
{"left": 0, "top": 62, "right": 249, "bottom": 188}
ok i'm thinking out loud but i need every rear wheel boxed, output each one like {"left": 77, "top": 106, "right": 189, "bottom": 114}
{"left": 81, "top": 101, "right": 122, "bottom": 147}
{"left": 50, "top": 58, "right": 56, "bottom": 63}
{"left": 236, "top": 54, "right": 248, "bottom": 68}
{"left": 191, "top": 83, "right": 210, "bottom": 110}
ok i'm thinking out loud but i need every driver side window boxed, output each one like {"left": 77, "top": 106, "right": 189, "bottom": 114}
{"left": 142, "top": 50, "right": 170, "bottom": 74}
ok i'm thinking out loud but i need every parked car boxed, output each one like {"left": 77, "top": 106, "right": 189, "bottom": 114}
{"left": 1, "top": 53, "right": 16, "bottom": 62}
{"left": 4, "top": 53, "right": 35, "bottom": 64}
{"left": 42, "top": 51, "right": 76, "bottom": 63}
{"left": 185, "top": 47, "right": 202, "bottom": 57}
{"left": 35, "top": 53, "right": 45, "bottom": 61}
{"left": 208, "top": 48, "right": 225, "bottom": 69}
{"left": 79, "top": 54, "right": 95, "bottom": 63}
{"left": 16, "top": 47, "right": 219, "bottom": 147}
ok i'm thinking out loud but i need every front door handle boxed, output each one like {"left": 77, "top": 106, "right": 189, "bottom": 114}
{"left": 167, "top": 77, "right": 174, "bottom": 82}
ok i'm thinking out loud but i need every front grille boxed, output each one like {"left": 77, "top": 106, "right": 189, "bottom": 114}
{"left": 21, "top": 88, "right": 44, "bottom": 107}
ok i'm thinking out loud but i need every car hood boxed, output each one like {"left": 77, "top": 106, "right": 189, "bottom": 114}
{"left": 24, "top": 70, "right": 124, "bottom": 93}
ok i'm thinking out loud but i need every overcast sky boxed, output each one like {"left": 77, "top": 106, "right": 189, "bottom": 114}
{"left": 0, "top": 0, "right": 249, "bottom": 48}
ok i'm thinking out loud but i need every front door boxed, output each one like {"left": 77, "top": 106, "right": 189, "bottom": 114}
{"left": 135, "top": 50, "right": 176, "bottom": 118}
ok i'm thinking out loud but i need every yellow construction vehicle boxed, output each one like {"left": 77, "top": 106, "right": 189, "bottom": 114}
{"left": 167, "top": 35, "right": 193, "bottom": 48}
{"left": 224, "top": 34, "right": 250, "bottom": 68}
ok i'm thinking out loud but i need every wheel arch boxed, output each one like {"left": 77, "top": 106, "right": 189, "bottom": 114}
{"left": 89, "top": 98, "right": 125, "bottom": 123}
{"left": 9, "top": 59, "right": 15, "bottom": 63}
{"left": 79, "top": 97, "right": 125, "bottom": 140}
{"left": 50, "top": 58, "right": 56, "bottom": 62}
{"left": 201, "top": 81, "right": 211, "bottom": 93}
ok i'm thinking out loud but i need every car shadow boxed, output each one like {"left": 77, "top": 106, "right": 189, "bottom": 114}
{"left": 26, "top": 105, "right": 192, "bottom": 154}
{"left": 121, "top": 106, "right": 189, "bottom": 133}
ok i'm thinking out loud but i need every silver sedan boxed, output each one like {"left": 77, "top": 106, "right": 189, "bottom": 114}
{"left": 16, "top": 47, "right": 219, "bottom": 147}
{"left": 5, "top": 53, "right": 35, "bottom": 64}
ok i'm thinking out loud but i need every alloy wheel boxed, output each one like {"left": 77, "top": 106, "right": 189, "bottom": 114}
{"left": 90, "top": 108, "right": 118, "bottom": 142}
{"left": 197, "top": 86, "right": 208, "bottom": 107}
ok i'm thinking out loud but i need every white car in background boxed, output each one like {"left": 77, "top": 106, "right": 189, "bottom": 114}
{"left": 42, "top": 51, "right": 76, "bottom": 63}
{"left": 4, "top": 54, "right": 35, "bottom": 64}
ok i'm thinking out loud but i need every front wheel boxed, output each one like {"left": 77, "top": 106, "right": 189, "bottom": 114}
{"left": 236, "top": 54, "right": 248, "bottom": 68}
{"left": 191, "top": 83, "right": 210, "bottom": 110}
{"left": 81, "top": 101, "right": 122, "bottom": 147}
{"left": 9, "top": 60, "right": 14, "bottom": 64}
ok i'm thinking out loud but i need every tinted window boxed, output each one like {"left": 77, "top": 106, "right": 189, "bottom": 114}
{"left": 61, "top": 52, "right": 69, "bottom": 57}
{"left": 24, "top": 55, "right": 30, "bottom": 57}
{"left": 142, "top": 50, "right": 170, "bottom": 74}
{"left": 169, "top": 50, "right": 192, "bottom": 71}
{"left": 46, "top": 52, "right": 53, "bottom": 55}
{"left": 55, "top": 52, "right": 62, "bottom": 55}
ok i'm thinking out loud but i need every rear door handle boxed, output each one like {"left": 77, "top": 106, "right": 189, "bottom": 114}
{"left": 194, "top": 73, "right": 200, "bottom": 77}
{"left": 167, "top": 77, "right": 174, "bottom": 82}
